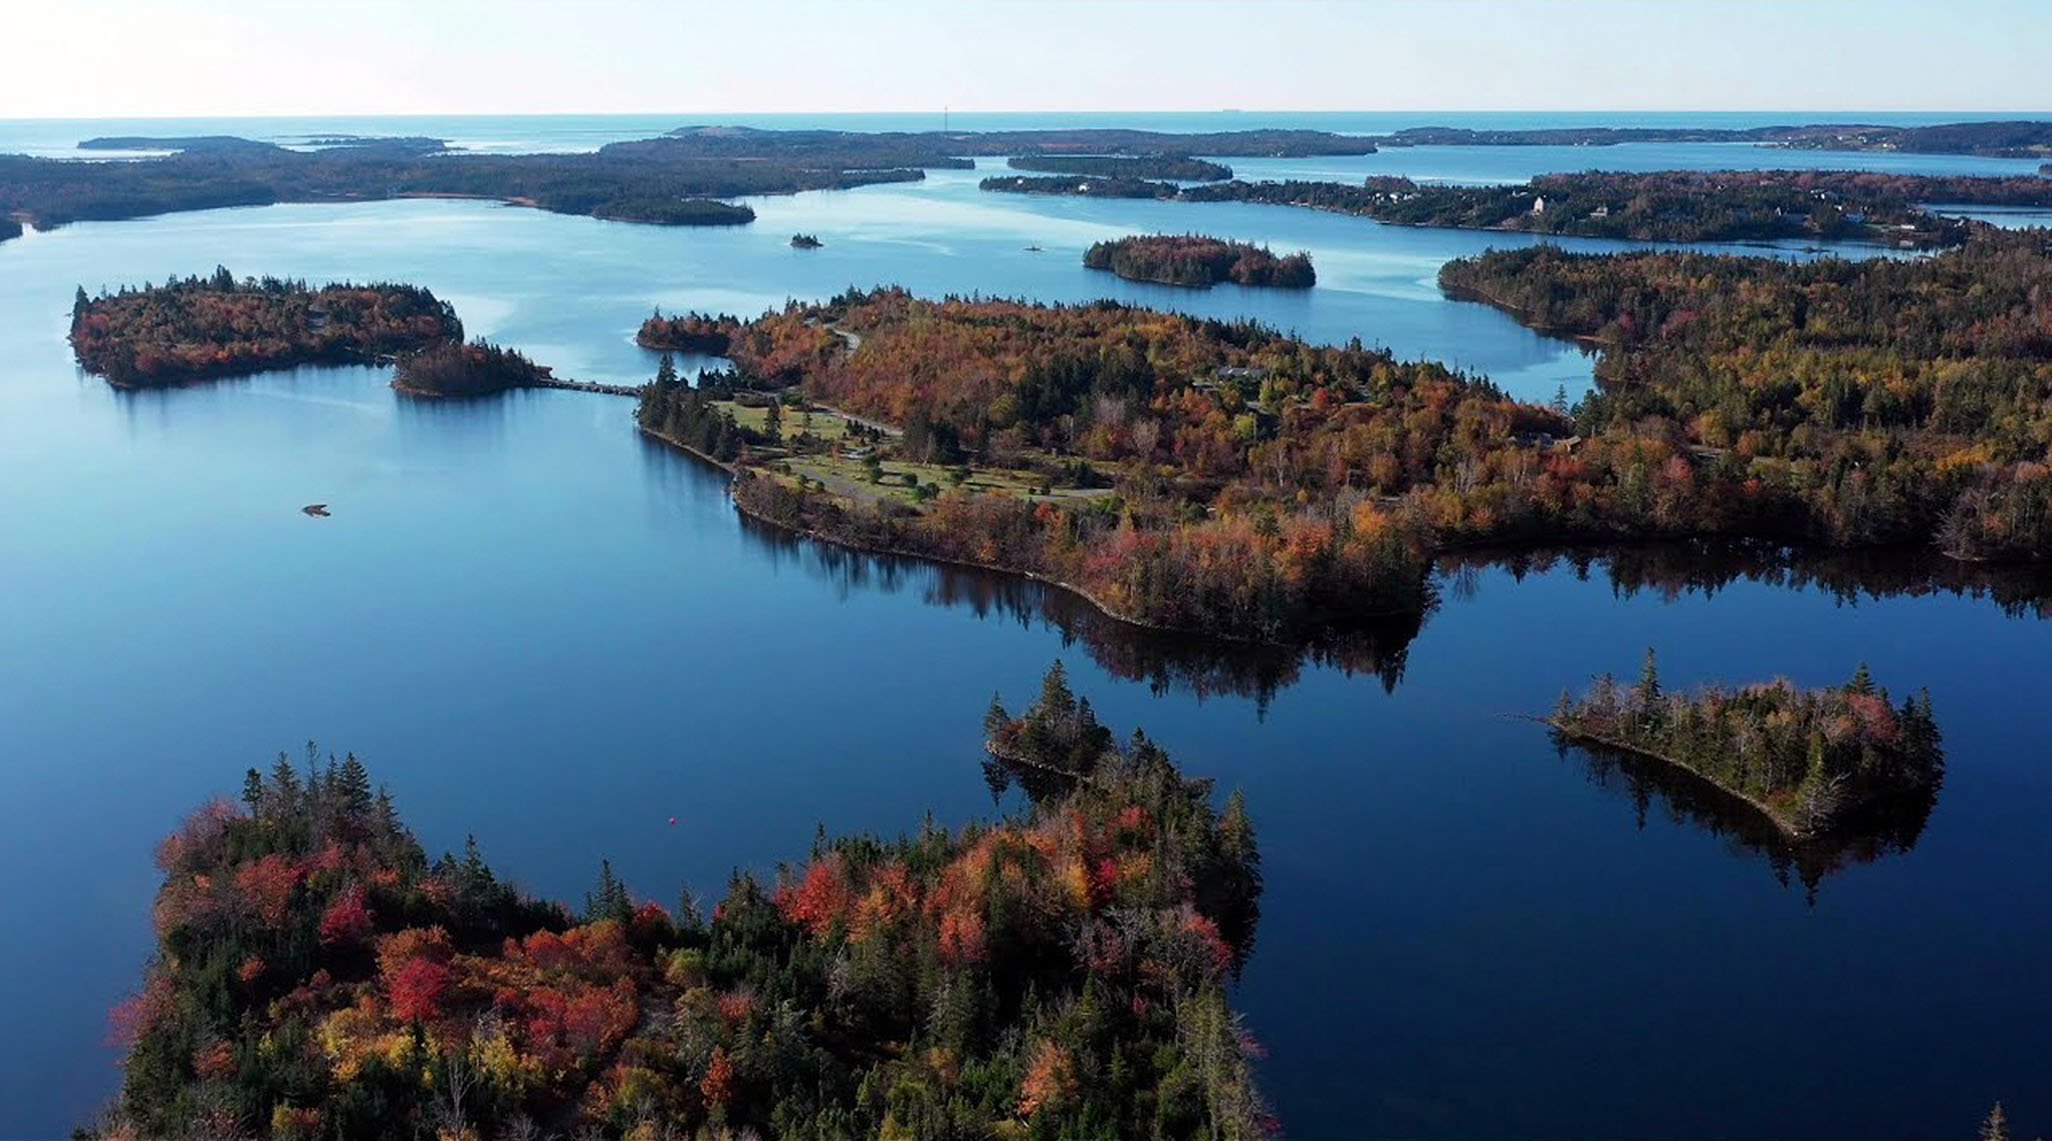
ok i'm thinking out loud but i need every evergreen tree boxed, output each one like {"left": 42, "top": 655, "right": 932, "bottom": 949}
{"left": 1980, "top": 1102, "right": 2009, "bottom": 1141}
{"left": 655, "top": 352, "right": 679, "bottom": 387}
{"left": 586, "top": 859, "right": 631, "bottom": 923}
{"left": 337, "top": 753, "right": 373, "bottom": 818}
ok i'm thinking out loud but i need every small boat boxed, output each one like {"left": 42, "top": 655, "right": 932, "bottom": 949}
{"left": 302, "top": 503, "right": 330, "bottom": 517}
{"left": 1024, "top": 245, "right": 1044, "bottom": 252}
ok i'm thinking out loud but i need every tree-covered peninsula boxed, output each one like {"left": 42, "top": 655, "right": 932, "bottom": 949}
{"left": 989, "top": 169, "right": 2052, "bottom": 247}
{"left": 69, "top": 270, "right": 462, "bottom": 388}
{"left": 1438, "top": 229, "right": 2052, "bottom": 562}
{"left": 628, "top": 224, "right": 2052, "bottom": 647}
{"left": 97, "top": 667, "right": 1267, "bottom": 1140}
{"left": 0, "top": 215, "right": 20, "bottom": 243}
{"left": 1007, "top": 155, "right": 1233, "bottom": 181}
{"left": 638, "top": 287, "right": 1531, "bottom": 642}
{"left": 1549, "top": 654, "right": 1942, "bottom": 837}
{"left": 1083, "top": 235, "right": 1314, "bottom": 288}
{"left": 1379, "top": 119, "right": 2052, "bottom": 158}
{"left": 0, "top": 138, "right": 804, "bottom": 232}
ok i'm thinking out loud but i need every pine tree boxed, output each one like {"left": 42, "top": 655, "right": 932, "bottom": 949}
{"left": 242, "top": 768, "right": 264, "bottom": 815}
{"left": 655, "top": 352, "right": 678, "bottom": 387}
{"left": 586, "top": 859, "right": 631, "bottom": 923}
{"left": 269, "top": 753, "right": 302, "bottom": 814}
{"left": 1847, "top": 661, "right": 1876, "bottom": 695}
{"left": 337, "top": 753, "right": 373, "bottom": 817}
{"left": 1980, "top": 1102, "right": 2009, "bottom": 1141}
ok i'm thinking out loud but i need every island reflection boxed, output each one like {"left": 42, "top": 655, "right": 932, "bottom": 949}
{"left": 1550, "top": 731, "right": 1939, "bottom": 897}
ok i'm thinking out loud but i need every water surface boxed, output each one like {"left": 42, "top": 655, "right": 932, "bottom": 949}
{"left": 1, "top": 126, "right": 2049, "bottom": 1139}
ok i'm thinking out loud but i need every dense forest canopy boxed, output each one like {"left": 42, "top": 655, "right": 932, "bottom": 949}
{"left": 1550, "top": 654, "right": 1942, "bottom": 837}
{"left": 69, "top": 269, "right": 462, "bottom": 388}
{"left": 1440, "top": 229, "right": 2052, "bottom": 561}
{"left": 102, "top": 668, "right": 1267, "bottom": 1140}
{"left": 1007, "top": 155, "right": 1233, "bottom": 181}
{"left": 650, "top": 287, "right": 1557, "bottom": 640}
{"left": 995, "top": 169, "right": 2052, "bottom": 246}
{"left": 1083, "top": 235, "right": 1314, "bottom": 288}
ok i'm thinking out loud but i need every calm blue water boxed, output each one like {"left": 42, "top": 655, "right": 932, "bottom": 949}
{"left": 1, "top": 116, "right": 2050, "bottom": 1139}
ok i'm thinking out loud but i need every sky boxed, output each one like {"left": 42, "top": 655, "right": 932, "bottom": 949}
{"left": 0, "top": 0, "right": 2047, "bottom": 119}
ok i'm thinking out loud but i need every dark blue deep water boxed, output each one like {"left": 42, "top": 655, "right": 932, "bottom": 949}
{"left": 2, "top": 114, "right": 2049, "bottom": 1139}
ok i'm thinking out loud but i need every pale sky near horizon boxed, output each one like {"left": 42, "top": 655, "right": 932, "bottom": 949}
{"left": 1, "top": 0, "right": 2046, "bottom": 119}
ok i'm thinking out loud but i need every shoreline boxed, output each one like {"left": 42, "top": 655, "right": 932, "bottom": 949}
{"left": 1542, "top": 716, "right": 1807, "bottom": 838}
{"left": 635, "top": 423, "right": 1295, "bottom": 646}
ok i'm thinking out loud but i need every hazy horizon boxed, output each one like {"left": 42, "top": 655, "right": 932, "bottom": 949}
{"left": 3, "top": 0, "right": 2048, "bottom": 119}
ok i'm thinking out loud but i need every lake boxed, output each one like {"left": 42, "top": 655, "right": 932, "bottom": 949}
{"left": 1, "top": 116, "right": 2049, "bottom": 1139}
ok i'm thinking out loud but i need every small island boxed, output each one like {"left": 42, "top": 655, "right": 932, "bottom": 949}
{"left": 789, "top": 232, "right": 822, "bottom": 248}
{"left": 101, "top": 668, "right": 1266, "bottom": 1139}
{"left": 979, "top": 173, "right": 1179, "bottom": 199}
{"left": 1548, "top": 653, "right": 1942, "bottom": 837}
{"left": 390, "top": 339, "right": 554, "bottom": 397}
{"left": 635, "top": 308, "right": 739, "bottom": 354}
{"left": 1007, "top": 154, "right": 1233, "bottom": 181}
{"left": 69, "top": 269, "right": 462, "bottom": 388}
{"left": 1083, "top": 234, "right": 1314, "bottom": 288}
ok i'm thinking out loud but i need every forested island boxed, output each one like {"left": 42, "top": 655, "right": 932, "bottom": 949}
{"left": 635, "top": 309, "right": 739, "bottom": 354}
{"left": 991, "top": 169, "right": 2052, "bottom": 246}
{"left": 790, "top": 232, "right": 823, "bottom": 248}
{"left": 1439, "top": 229, "right": 2052, "bottom": 562}
{"left": 69, "top": 270, "right": 462, "bottom": 388}
{"left": 980, "top": 174, "right": 1181, "bottom": 200}
{"left": 1549, "top": 654, "right": 1942, "bottom": 837}
{"left": 1008, "top": 155, "right": 1233, "bottom": 181}
{"left": 390, "top": 340, "right": 554, "bottom": 397}
{"left": 1083, "top": 234, "right": 1314, "bottom": 288}
{"left": 96, "top": 668, "right": 1266, "bottom": 1140}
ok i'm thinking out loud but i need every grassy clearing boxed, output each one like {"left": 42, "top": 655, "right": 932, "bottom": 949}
{"left": 719, "top": 397, "right": 1117, "bottom": 510}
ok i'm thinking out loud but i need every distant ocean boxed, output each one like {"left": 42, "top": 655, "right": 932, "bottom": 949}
{"left": 1, "top": 109, "right": 2045, "bottom": 158}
